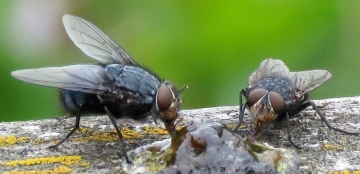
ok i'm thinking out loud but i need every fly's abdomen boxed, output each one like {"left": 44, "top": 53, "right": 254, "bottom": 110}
{"left": 60, "top": 89, "right": 104, "bottom": 115}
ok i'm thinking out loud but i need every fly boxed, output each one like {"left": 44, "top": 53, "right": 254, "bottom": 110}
{"left": 233, "top": 58, "right": 358, "bottom": 148}
{"left": 11, "top": 14, "right": 187, "bottom": 163}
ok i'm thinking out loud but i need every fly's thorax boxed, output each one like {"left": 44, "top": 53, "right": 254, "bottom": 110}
{"left": 253, "top": 74, "right": 294, "bottom": 102}
{"left": 247, "top": 88, "right": 286, "bottom": 123}
{"left": 105, "top": 64, "right": 161, "bottom": 103}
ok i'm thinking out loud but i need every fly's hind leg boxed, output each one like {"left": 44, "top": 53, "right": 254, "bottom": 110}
{"left": 306, "top": 101, "right": 359, "bottom": 135}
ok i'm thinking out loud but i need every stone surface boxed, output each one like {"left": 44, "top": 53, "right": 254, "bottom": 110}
{"left": 0, "top": 96, "right": 359, "bottom": 173}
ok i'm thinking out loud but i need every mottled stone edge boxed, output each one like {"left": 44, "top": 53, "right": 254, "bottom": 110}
{"left": 0, "top": 96, "right": 359, "bottom": 173}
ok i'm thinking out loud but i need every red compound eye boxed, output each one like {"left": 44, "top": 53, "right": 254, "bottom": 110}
{"left": 156, "top": 83, "right": 174, "bottom": 112}
{"left": 269, "top": 92, "right": 285, "bottom": 114}
{"left": 247, "top": 89, "right": 266, "bottom": 106}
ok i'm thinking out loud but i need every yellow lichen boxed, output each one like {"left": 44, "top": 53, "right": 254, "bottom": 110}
{"left": 65, "top": 127, "right": 142, "bottom": 144}
{"left": 4, "top": 156, "right": 82, "bottom": 167}
{"left": 142, "top": 126, "right": 169, "bottom": 135}
{"left": 79, "top": 161, "right": 90, "bottom": 168}
{"left": 7, "top": 165, "right": 72, "bottom": 174}
{"left": 329, "top": 170, "right": 360, "bottom": 174}
{"left": 122, "top": 127, "right": 140, "bottom": 138}
{"left": 239, "top": 125, "right": 247, "bottom": 129}
{"left": 324, "top": 144, "right": 336, "bottom": 151}
{"left": 50, "top": 125, "right": 186, "bottom": 145}
{"left": 32, "top": 138, "right": 45, "bottom": 145}
{"left": 0, "top": 136, "right": 30, "bottom": 146}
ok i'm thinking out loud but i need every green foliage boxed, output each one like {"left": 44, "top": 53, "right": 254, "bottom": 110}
{"left": 2, "top": 1, "right": 360, "bottom": 121}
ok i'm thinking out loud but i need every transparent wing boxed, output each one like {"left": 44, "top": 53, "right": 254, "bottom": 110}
{"left": 63, "top": 14, "right": 138, "bottom": 65}
{"left": 11, "top": 65, "right": 118, "bottom": 95}
{"left": 290, "top": 70, "right": 331, "bottom": 97}
{"left": 249, "top": 58, "right": 290, "bottom": 87}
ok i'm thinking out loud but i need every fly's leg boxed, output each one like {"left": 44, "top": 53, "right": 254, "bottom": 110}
{"left": 104, "top": 106, "right": 132, "bottom": 164}
{"left": 305, "top": 101, "right": 359, "bottom": 135}
{"left": 150, "top": 112, "right": 159, "bottom": 125}
{"left": 233, "top": 89, "right": 248, "bottom": 131}
{"left": 49, "top": 106, "right": 82, "bottom": 148}
{"left": 285, "top": 112, "right": 302, "bottom": 149}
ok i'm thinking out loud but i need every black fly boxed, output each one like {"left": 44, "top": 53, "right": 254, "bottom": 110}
{"left": 11, "top": 14, "right": 187, "bottom": 163}
{"left": 233, "top": 58, "right": 358, "bottom": 148}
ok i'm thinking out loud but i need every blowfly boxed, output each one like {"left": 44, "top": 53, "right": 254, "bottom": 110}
{"left": 234, "top": 58, "right": 358, "bottom": 148}
{"left": 11, "top": 14, "right": 187, "bottom": 163}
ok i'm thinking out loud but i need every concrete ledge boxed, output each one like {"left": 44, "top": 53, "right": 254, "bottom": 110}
{"left": 0, "top": 96, "right": 359, "bottom": 173}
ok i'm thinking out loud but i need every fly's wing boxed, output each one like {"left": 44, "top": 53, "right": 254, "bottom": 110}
{"left": 11, "top": 65, "right": 118, "bottom": 95}
{"left": 291, "top": 70, "right": 331, "bottom": 97}
{"left": 248, "top": 58, "right": 290, "bottom": 87}
{"left": 62, "top": 14, "right": 138, "bottom": 66}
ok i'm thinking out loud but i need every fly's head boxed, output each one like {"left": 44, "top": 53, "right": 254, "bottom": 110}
{"left": 247, "top": 89, "right": 286, "bottom": 129}
{"left": 155, "top": 81, "right": 188, "bottom": 136}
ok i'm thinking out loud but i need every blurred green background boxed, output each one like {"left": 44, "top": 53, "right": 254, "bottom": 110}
{"left": 1, "top": 1, "right": 360, "bottom": 121}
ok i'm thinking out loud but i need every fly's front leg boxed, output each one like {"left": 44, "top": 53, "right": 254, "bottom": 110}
{"left": 233, "top": 89, "right": 248, "bottom": 131}
{"left": 285, "top": 112, "right": 302, "bottom": 149}
{"left": 150, "top": 113, "right": 159, "bottom": 125}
